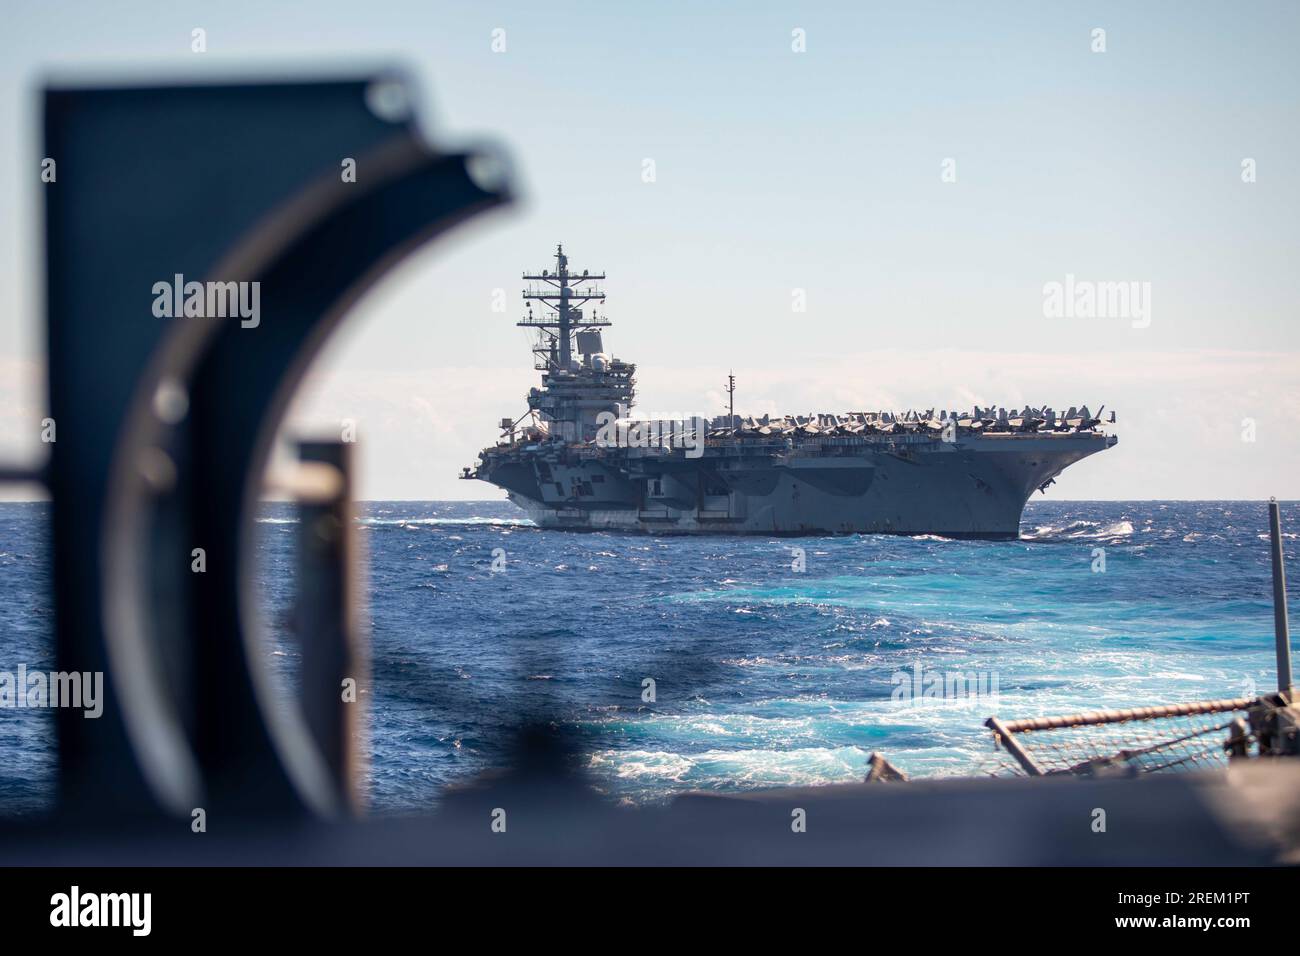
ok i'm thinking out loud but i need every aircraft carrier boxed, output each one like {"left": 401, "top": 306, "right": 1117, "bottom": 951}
{"left": 462, "top": 245, "right": 1117, "bottom": 538}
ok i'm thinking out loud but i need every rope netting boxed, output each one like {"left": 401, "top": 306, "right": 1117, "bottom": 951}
{"left": 981, "top": 697, "right": 1262, "bottom": 777}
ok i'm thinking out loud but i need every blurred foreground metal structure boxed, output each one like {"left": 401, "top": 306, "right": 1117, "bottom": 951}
{"left": 36, "top": 73, "right": 509, "bottom": 820}
{"left": 1, "top": 73, "right": 1298, "bottom": 865}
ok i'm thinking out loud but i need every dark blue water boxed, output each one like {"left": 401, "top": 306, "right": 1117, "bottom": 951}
{"left": 2, "top": 500, "right": 1296, "bottom": 815}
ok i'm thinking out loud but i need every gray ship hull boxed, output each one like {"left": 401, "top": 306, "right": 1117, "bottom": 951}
{"left": 479, "top": 433, "right": 1115, "bottom": 538}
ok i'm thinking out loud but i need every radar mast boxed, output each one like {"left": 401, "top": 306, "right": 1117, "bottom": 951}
{"left": 519, "top": 244, "right": 610, "bottom": 371}
{"left": 511, "top": 244, "right": 635, "bottom": 443}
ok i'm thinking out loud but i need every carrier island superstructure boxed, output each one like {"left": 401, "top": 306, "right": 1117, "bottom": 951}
{"left": 462, "top": 246, "right": 1117, "bottom": 538}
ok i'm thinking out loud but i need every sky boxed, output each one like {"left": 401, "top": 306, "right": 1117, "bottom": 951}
{"left": 1, "top": 0, "right": 1297, "bottom": 500}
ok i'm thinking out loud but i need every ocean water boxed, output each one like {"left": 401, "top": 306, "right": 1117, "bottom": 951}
{"left": 1, "top": 499, "right": 1296, "bottom": 815}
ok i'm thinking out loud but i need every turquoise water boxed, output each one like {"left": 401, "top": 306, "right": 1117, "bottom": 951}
{"left": 1, "top": 500, "right": 1295, "bottom": 814}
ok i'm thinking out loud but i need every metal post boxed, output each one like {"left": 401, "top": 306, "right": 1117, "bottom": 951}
{"left": 1225, "top": 716, "right": 1249, "bottom": 759}
{"left": 1269, "top": 499, "right": 1292, "bottom": 696}
{"left": 557, "top": 245, "right": 571, "bottom": 369}
{"left": 986, "top": 716, "right": 1045, "bottom": 776}
{"left": 296, "top": 440, "right": 368, "bottom": 813}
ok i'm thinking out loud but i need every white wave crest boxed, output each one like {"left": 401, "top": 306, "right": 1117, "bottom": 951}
{"left": 1021, "top": 519, "right": 1134, "bottom": 541}
{"left": 359, "top": 516, "right": 536, "bottom": 528}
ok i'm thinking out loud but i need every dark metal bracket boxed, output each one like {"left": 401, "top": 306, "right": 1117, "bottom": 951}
{"left": 41, "top": 73, "right": 511, "bottom": 820}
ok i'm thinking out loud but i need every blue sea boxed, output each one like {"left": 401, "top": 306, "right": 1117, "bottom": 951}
{"left": 1, "top": 499, "right": 1296, "bottom": 816}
